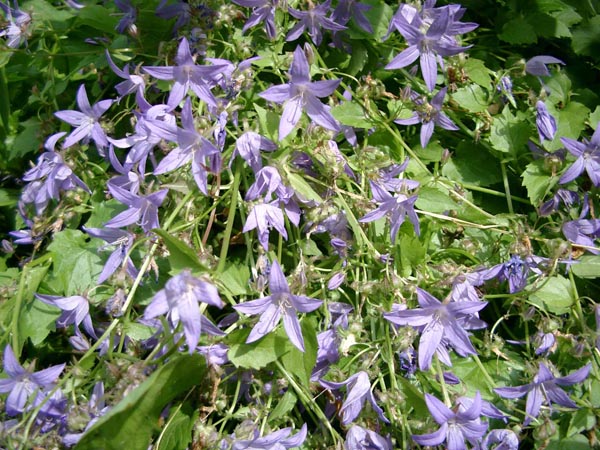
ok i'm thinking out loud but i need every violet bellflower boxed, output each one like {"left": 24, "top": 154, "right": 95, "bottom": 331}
{"left": 286, "top": 0, "right": 346, "bottom": 46}
{"left": 62, "top": 382, "right": 110, "bottom": 447}
{"left": 232, "top": 0, "right": 278, "bottom": 39}
{"left": 495, "top": 362, "right": 591, "bottom": 426}
{"left": 105, "top": 50, "right": 145, "bottom": 98}
{"left": 143, "top": 270, "right": 224, "bottom": 353}
{"left": 331, "top": 0, "right": 373, "bottom": 34}
{"left": 115, "top": 0, "right": 137, "bottom": 34}
{"left": 258, "top": 46, "right": 340, "bottom": 140}
{"left": 0, "top": 345, "right": 65, "bottom": 416}
{"left": 143, "top": 37, "right": 225, "bottom": 109}
{"left": 482, "top": 429, "right": 519, "bottom": 450}
{"left": 394, "top": 87, "right": 458, "bottom": 148}
{"left": 54, "top": 84, "right": 114, "bottom": 154}
{"left": 83, "top": 226, "right": 138, "bottom": 284}
{"left": 562, "top": 218, "right": 600, "bottom": 254}
{"left": 104, "top": 184, "right": 168, "bottom": 233}
{"left": 233, "top": 259, "right": 322, "bottom": 352}
{"left": 106, "top": 146, "right": 142, "bottom": 194}
{"left": 384, "top": 288, "right": 487, "bottom": 371}
{"left": 558, "top": 123, "right": 600, "bottom": 186}
{"left": 231, "top": 423, "right": 307, "bottom": 450}
{"left": 535, "top": 100, "right": 557, "bottom": 143}
{"left": 386, "top": 2, "right": 478, "bottom": 91}
{"left": 320, "top": 371, "right": 389, "bottom": 425}
{"left": 345, "top": 425, "right": 392, "bottom": 450}
{"left": 155, "top": 0, "right": 191, "bottom": 32}
{"left": 359, "top": 181, "right": 420, "bottom": 243}
{"left": 35, "top": 294, "right": 97, "bottom": 338}
{"left": 525, "top": 55, "right": 565, "bottom": 77}
{"left": 412, "top": 392, "right": 488, "bottom": 450}
{"left": 0, "top": 1, "right": 31, "bottom": 48}
{"left": 231, "top": 131, "right": 277, "bottom": 173}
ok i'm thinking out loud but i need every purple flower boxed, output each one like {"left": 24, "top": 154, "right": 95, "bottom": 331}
{"left": 331, "top": 0, "right": 372, "bottom": 33}
{"left": 495, "top": 362, "right": 591, "bottom": 426}
{"left": 286, "top": 0, "right": 346, "bottom": 46}
{"left": 0, "top": 2, "right": 31, "bottom": 48}
{"left": 231, "top": 131, "right": 277, "bottom": 172}
{"left": 539, "top": 189, "right": 579, "bottom": 216}
{"left": 482, "top": 429, "right": 519, "bottom": 450}
{"left": 115, "top": 0, "right": 137, "bottom": 34}
{"left": 386, "top": 2, "right": 478, "bottom": 91}
{"left": 525, "top": 55, "right": 565, "bottom": 77}
{"left": 535, "top": 101, "right": 557, "bottom": 143}
{"left": 0, "top": 345, "right": 65, "bottom": 416}
{"left": 394, "top": 87, "right": 458, "bottom": 148}
{"left": 320, "top": 371, "right": 389, "bottom": 425}
{"left": 243, "top": 200, "right": 288, "bottom": 251}
{"left": 413, "top": 392, "right": 488, "bottom": 450}
{"left": 35, "top": 294, "right": 97, "bottom": 338}
{"left": 558, "top": 124, "right": 600, "bottom": 186}
{"left": 54, "top": 84, "right": 114, "bottom": 153}
{"left": 197, "top": 343, "right": 229, "bottom": 367}
{"left": 104, "top": 184, "right": 168, "bottom": 233}
{"left": 562, "top": 219, "right": 600, "bottom": 254}
{"left": 359, "top": 181, "right": 420, "bottom": 243}
{"left": 232, "top": 0, "right": 278, "bottom": 39}
{"left": 144, "top": 270, "right": 224, "bottom": 353}
{"left": 484, "top": 254, "right": 544, "bottom": 294}
{"left": 63, "top": 382, "right": 109, "bottom": 447}
{"left": 83, "top": 227, "right": 138, "bottom": 284}
{"left": 143, "top": 37, "right": 225, "bottom": 109}
{"left": 155, "top": 0, "right": 191, "bottom": 31}
{"left": 258, "top": 46, "right": 340, "bottom": 140}
{"left": 384, "top": 288, "right": 487, "bottom": 371}
{"left": 105, "top": 50, "right": 145, "bottom": 98}
{"left": 232, "top": 423, "right": 307, "bottom": 450}
{"left": 345, "top": 425, "right": 392, "bottom": 450}
{"left": 233, "top": 259, "right": 322, "bottom": 352}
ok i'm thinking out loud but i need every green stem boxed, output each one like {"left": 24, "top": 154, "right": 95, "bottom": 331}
{"left": 217, "top": 162, "right": 242, "bottom": 273}
{"left": 435, "top": 357, "right": 451, "bottom": 407}
{"left": 0, "top": 66, "right": 9, "bottom": 140}
{"left": 501, "top": 161, "right": 514, "bottom": 214}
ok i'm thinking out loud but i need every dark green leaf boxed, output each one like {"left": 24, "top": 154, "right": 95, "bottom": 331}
{"left": 442, "top": 141, "right": 502, "bottom": 187}
{"left": 567, "top": 408, "right": 596, "bottom": 437}
{"left": 156, "top": 406, "right": 196, "bottom": 450}
{"left": 499, "top": 17, "right": 537, "bottom": 44}
{"left": 489, "top": 107, "right": 531, "bottom": 154}
{"left": 268, "top": 390, "right": 298, "bottom": 421}
{"left": 153, "top": 229, "right": 206, "bottom": 275}
{"left": 280, "top": 319, "right": 318, "bottom": 386}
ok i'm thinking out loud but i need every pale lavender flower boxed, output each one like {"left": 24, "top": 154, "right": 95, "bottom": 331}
{"left": 359, "top": 181, "right": 420, "bottom": 243}
{"left": 63, "top": 382, "right": 109, "bottom": 447}
{"left": 345, "top": 425, "right": 392, "bottom": 450}
{"left": 534, "top": 332, "right": 556, "bottom": 355}
{"left": 232, "top": 0, "right": 278, "bottom": 39}
{"left": 320, "top": 371, "right": 389, "bottom": 425}
{"left": 54, "top": 84, "right": 114, "bottom": 153}
{"left": 105, "top": 50, "right": 145, "bottom": 98}
{"left": 482, "top": 429, "right": 519, "bottom": 450}
{"left": 495, "top": 362, "right": 591, "bottom": 426}
{"left": 143, "top": 37, "right": 225, "bottom": 108}
{"left": 525, "top": 55, "right": 564, "bottom": 77}
{"left": 232, "top": 423, "right": 307, "bottom": 450}
{"left": 206, "top": 55, "right": 261, "bottom": 99}
{"left": 558, "top": 124, "right": 600, "bottom": 186}
{"left": 562, "top": 219, "right": 600, "bottom": 254}
{"left": 311, "top": 329, "right": 339, "bottom": 381}
{"left": 35, "top": 294, "right": 96, "bottom": 338}
{"left": 197, "top": 343, "right": 229, "bottom": 367}
{"left": 384, "top": 288, "right": 487, "bottom": 371}
{"left": 327, "top": 272, "right": 345, "bottom": 290}
{"left": 83, "top": 227, "right": 137, "bottom": 284}
{"left": 413, "top": 392, "right": 488, "bottom": 450}
{"left": 286, "top": 0, "right": 346, "bottom": 46}
{"left": 0, "top": 345, "right": 65, "bottom": 416}
{"left": 243, "top": 200, "right": 287, "bottom": 251}
{"left": 106, "top": 146, "right": 142, "bottom": 194}
{"left": 231, "top": 131, "right": 277, "bottom": 172}
{"left": 394, "top": 87, "right": 458, "bottom": 148}
{"left": 386, "top": 3, "right": 478, "bottom": 91}
{"left": 144, "top": 270, "right": 224, "bottom": 353}
{"left": 233, "top": 259, "right": 322, "bottom": 352}
{"left": 0, "top": 1, "right": 31, "bottom": 48}
{"left": 259, "top": 46, "right": 340, "bottom": 140}
{"left": 104, "top": 184, "right": 168, "bottom": 233}
{"left": 535, "top": 101, "right": 557, "bottom": 143}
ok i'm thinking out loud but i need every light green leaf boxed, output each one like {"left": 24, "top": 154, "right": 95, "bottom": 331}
{"left": 415, "top": 185, "right": 458, "bottom": 214}
{"left": 464, "top": 58, "right": 492, "bottom": 87}
{"left": 489, "top": 107, "right": 531, "bottom": 154}
{"left": 521, "top": 159, "right": 557, "bottom": 206}
{"left": 570, "top": 255, "right": 600, "bottom": 279}
{"left": 545, "top": 102, "right": 589, "bottom": 152}
{"left": 567, "top": 408, "right": 596, "bottom": 437}
{"left": 9, "top": 117, "right": 41, "bottom": 160}
{"left": 287, "top": 172, "right": 323, "bottom": 204}
{"left": 589, "top": 106, "right": 600, "bottom": 129}
{"left": 280, "top": 319, "right": 318, "bottom": 386}
{"left": 363, "top": 0, "right": 393, "bottom": 40}
{"left": 255, "top": 104, "right": 280, "bottom": 141}
{"left": 156, "top": 406, "right": 196, "bottom": 450}
{"left": 527, "top": 275, "right": 576, "bottom": 315}
{"left": 153, "top": 229, "right": 206, "bottom": 275}
{"left": 269, "top": 390, "right": 298, "bottom": 421}
{"left": 331, "top": 102, "right": 372, "bottom": 128}
{"left": 228, "top": 328, "right": 290, "bottom": 370}
{"left": 217, "top": 263, "right": 250, "bottom": 296}
{"left": 452, "top": 84, "right": 489, "bottom": 113}
{"left": 76, "top": 354, "right": 205, "bottom": 450}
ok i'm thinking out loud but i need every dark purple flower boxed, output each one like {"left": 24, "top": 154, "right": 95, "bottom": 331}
{"left": 104, "top": 185, "right": 168, "bottom": 233}
{"left": 155, "top": 0, "right": 191, "bottom": 31}
{"left": 413, "top": 392, "right": 488, "bottom": 450}
{"left": 83, "top": 227, "right": 138, "bottom": 284}
{"left": 539, "top": 189, "right": 579, "bottom": 216}
{"left": 562, "top": 219, "right": 600, "bottom": 254}
{"left": 233, "top": 259, "right": 322, "bottom": 352}
{"left": 384, "top": 288, "right": 487, "bottom": 371}
{"left": 484, "top": 254, "right": 544, "bottom": 294}
{"left": 197, "top": 343, "right": 229, "bottom": 367}
{"left": 231, "top": 423, "right": 307, "bottom": 449}
{"left": 386, "top": 2, "right": 478, "bottom": 91}
{"left": 35, "top": 294, "right": 97, "bottom": 338}
{"left": 115, "top": 0, "right": 137, "bottom": 34}
{"left": 525, "top": 55, "right": 565, "bottom": 77}
{"left": 345, "top": 425, "right": 392, "bottom": 450}
{"left": 144, "top": 270, "right": 224, "bottom": 352}
{"left": 54, "top": 84, "right": 114, "bottom": 153}
{"left": 331, "top": 0, "right": 372, "bottom": 33}
{"left": 143, "top": 37, "right": 226, "bottom": 109}
{"left": 286, "top": 0, "right": 346, "bottom": 46}
{"left": 535, "top": 101, "right": 557, "bottom": 143}
{"left": 394, "top": 87, "right": 458, "bottom": 148}
{"left": 359, "top": 181, "right": 420, "bottom": 243}
{"left": 558, "top": 124, "right": 600, "bottom": 186}
{"left": 320, "top": 371, "right": 389, "bottom": 425}
{"left": 0, "top": 345, "right": 65, "bottom": 416}
{"left": 232, "top": 0, "right": 278, "bottom": 39}
{"left": 495, "top": 362, "right": 591, "bottom": 426}
{"left": 259, "top": 46, "right": 340, "bottom": 140}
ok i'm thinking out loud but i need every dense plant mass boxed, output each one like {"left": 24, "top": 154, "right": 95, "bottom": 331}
{"left": 2, "top": 0, "right": 600, "bottom": 449}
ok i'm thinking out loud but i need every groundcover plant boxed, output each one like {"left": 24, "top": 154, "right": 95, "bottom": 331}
{"left": 1, "top": 0, "right": 600, "bottom": 449}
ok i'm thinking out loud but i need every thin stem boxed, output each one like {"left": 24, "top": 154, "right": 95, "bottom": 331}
{"left": 501, "top": 161, "right": 514, "bottom": 214}
{"left": 217, "top": 162, "right": 242, "bottom": 273}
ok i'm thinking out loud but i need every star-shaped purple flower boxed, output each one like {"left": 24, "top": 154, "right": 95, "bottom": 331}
{"left": 558, "top": 123, "right": 600, "bottom": 186}
{"left": 232, "top": 0, "right": 278, "bottom": 39}
{"left": 259, "top": 46, "right": 340, "bottom": 140}
{"left": 233, "top": 259, "right": 322, "bottom": 352}
{"left": 286, "top": 0, "right": 346, "bottom": 46}
{"left": 35, "top": 294, "right": 97, "bottom": 338}
{"left": 83, "top": 226, "right": 138, "bottom": 284}
{"left": 104, "top": 184, "right": 168, "bottom": 233}
{"left": 231, "top": 423, "right": 307, "bottom": 450}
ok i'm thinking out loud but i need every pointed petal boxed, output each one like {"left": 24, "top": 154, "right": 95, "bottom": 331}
{"left": 418, "top": 319, "right": 444, "bottom": 370}
{"left": 282, "top": 309, "right": 305, "bottom": 352}
{"left": 425, "top": 393, "right": 454, "bottom": 424}
{"left": 420, "top": 51, "right": 438, "bottom": 91}
{"left": 246, "top": 303, "right": 281, "bottom": 343}
{"left": 31, "top": 364, "right": 65, "bottom": 387}
{"left": 279, "top": 97, "right": 303, "bottom": 139}
{"left": 385, "top": 45, "right": 420, "bottom": 70}
{"left": 555, "top": 363, "right": 591, "bottom": 386}
{"left": 412, "top": 423, "right": 448, "bottom": 447}
{"left": 268, "top": 260, "right": 290, "bottom": 293}
{"left": 2, "top": 345, "right": 26, "bottom": 378}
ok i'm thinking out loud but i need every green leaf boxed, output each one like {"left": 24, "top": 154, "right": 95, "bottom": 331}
{"left": 464, "top": 58, "right": 492, "bottom": 87}
{"left": 228, "top": 328, "right": 290, "bottom": 370}
{"left": 567, "top": 408, "right": 596, "bottom": 437}
{"left": 75, "top": 354, "right": 206, "bottom": 450}
{"left": 287, "top": 172, "right": 323, "bottom": 204}
{"left": 153, "top": 229, "right": 206, "bottom": 275}
{"left": 9, "top": 117, "right": 41, "bottom": 160}
{"left": 489, "top": 107, "right": 530, "bottom": 154}
{"left": 156, "top": 406, "right": 196, "bottom": 450}
{"left": 452, "top": 84, "right": 489, "bottom": 112}
{"left": 363, "top": 0, "right": 393, "bottom": 40}
{"left": 499, "top": 17, "right": 537, "bottom": 44}
{"left": 47, "top": 230, "right": 104, "bottom": 295}
{"left": 75, "top": 5, "right": 119, "bottom": 34}
{"left": 589, "top": 106, "right": 600, "bottom": 129}
{"left": 570, "top": 255, "right": 600, "bottom": 279}
{"left": 545, "top": 102, "right": 589, "bottom": 152}
{"left": 521, "top": 159, "right": 557, "bottom": 206}
{"left": 268, "top": 390, "right": 298, "bottom": 421}
{"left": 415, "top": 185, "right": 458, "bottom": 214}
{"left": 0, "top": 188, "right": 18, "bottom": 207}
{"left": 24, "top": 0, "right": 74, "bottom": 25}
{"left": 331, "top": 101, "right": 372, "bottom": 128}
{"left": 217, "top": 263, "right": 250, "bottom": 296}
{"left": 397, "top": 232, "right": 426, "bottom": 277}
{"left": 572, "top": 16, "right": 600, "bottom": 57}
{"left": 442, "top": 141, "right": 502, "bottom": 187}
{"left": 123, "top": 322, "right": 156, "bottom": 341}
{"left": 255, "top": 104, "right": 280, "bottom": 141}
{"left": 527, "top": 275, "right": 576, "bottom": 315}
{"left": 546, "top": 73, "right": 572, "bottom": 106}
{"left": 280, "top": 319, "right": 318, "bottom": 386}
